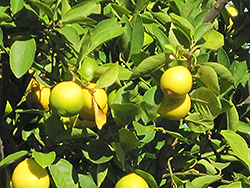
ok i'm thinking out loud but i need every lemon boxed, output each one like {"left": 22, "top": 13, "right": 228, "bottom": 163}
{"left": 158, "top": 93, "right": 191, "bottom": 120}
{"left": 160, "top": 65, "right": 192, "bottom": 98}
{"left": 81, "top": 83, "right": 108, "bottom": 115}
{"left": 115, "top": 173, "right": 149, "bottom": 188}
{"left": 12, "top": 158, "right": 50, "bottom": 188}
{"left": 78, "top": 57, "right": 99, "bottom": 80}
{"left": 226, "top": 6, "right": 238, "bottom": 17}
{"left": 26, "top": 80, "right": 51, "bottom": 111}
{"left": 50, "top": 81, "right": 84, "bottom": 117}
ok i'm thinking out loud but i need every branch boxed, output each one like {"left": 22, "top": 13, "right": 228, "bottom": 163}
{"left": 203, "top": 0, "right": 230, "bottom": 23}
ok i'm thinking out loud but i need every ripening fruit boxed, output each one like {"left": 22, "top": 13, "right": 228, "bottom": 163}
{"left": 226, "top": 6, "right": 238, "bottom": 17}
{"left": 81, "top": 83, "right": 108, "bottom": 115}
{"left": 50, "top": 81, "right": 85, "bottom": 117}
{"left": 12, "top": 158, "right": 50, "bottom": 188}
{"left": 158, "top": 93, "right": 191, "bottom": 120}
{"left": 26, "top": 80, "right": 51, "bottom": 111}
{"left": 160, "top": 65, "right": 192, "bottom": 98}
{"left": 115, "top": 173, "right": 149, "bottom": 188}
{"left": 78, "top": 57, "right": 99, "bottom": 80}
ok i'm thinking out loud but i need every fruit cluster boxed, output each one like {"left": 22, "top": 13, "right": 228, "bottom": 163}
{"left": 26, "top": 78, "right": 108, "bottom": 130}
{"left": 157, "top": 65, "right": 193, "bottom": 120}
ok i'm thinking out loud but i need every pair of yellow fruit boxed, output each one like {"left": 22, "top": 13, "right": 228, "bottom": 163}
{"left": 26, "top": 79, "right": 108, "bottom": 129}
{"left": 11, "top": 157, "right": 149, "bottom": 188}
{"left": 158, "top": 65, "right": 193, "bottom": 120}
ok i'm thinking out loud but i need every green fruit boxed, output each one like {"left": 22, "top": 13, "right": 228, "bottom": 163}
{"left": 50, "top": 81, "right": 84, "bottom": 117}
{"left": 78, "top": 57, "right": 99, "bottom": 80}
{"left": 115, "top": 173, "right": 149, "bottom": 188}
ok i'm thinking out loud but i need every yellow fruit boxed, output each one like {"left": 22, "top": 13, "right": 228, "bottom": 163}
{"left": 226, "top": 6, "right": 238, "bottom": 17}
{"left": 81, "top": 83, "right": 108, "bottom": 115}
{"left": 50, "top": 81, "right": 85, "bottom": 117}
{"left": 160, "top": 65, "right": 192, "bottom": 98}
{"left": 115, "top": 173, "right": 149, "bottom": 188}
{"left": 78, "top": 57, "right": 99, "bottom": 80}
{"left": 12, "top": 158, "right": 50, "bottom": 188}
{"left": 158, "top": 93, "right": 191, "bottom": 120}
{"left": 26, "top": 80, "right": 51, "bottom": 111}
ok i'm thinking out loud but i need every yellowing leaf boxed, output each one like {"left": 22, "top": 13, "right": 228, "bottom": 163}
{"left": 93, "top": 96, "right": 107, "bottom": 130}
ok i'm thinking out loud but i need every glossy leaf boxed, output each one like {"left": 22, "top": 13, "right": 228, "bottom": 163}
{"left": 29, "top": 0, "right": 53, "bottom": 19}
{"left": 130, "top": 15, "right": 144, "bottom": 55}
{"left": 119, "top": 128, "right": 141, "bottom": 152}
{"left": 217, "top": 48, "right": 230, "bottom": 69}
{"left": 197, "top": 159, "right": 217, "bottom": 175}
{"left": 199, "top": 30, "right": 224, "bottom": 50}
{"left": 194, "top": 23, "right": 213, "bottom": 42}
{"left": 196, "top": 65, "right": 220, "bottom": 95}
{"left": 32, "top": 150, "right": 56, "bottom": 168}
{"left": 50, "top": 159, "right": 78, "bottom": 188}
{"left": 191, "top": 175, "right": 221, "bottom": 188}
{"left": 221, "top": 130, "right": 250, "bottom": 170}
{"left": 62, "top": 1, "right": 100, "bottom": 24}
{"left": 226, "top": 100, "right": 239, "bottom": 131}
{"left": 134, "top": 169, "right": 159, "bottom": 188}
{"left": 88, "top": 18, "right": 125, "bottom": 52}
{"left": 10, "top": 38, "right": 36, "bottom": 78}
{"left": 10, "top": 0, "right": 24, "bottom": 14}
{"left": 95, "top": 64, "right": 119, "bottom": 88}
{"left": 0, "top": 12, "right": 11, "bottom": 23}
{"left": 131, "top": 53, "right": 171, "bottom": 79}
{"left": 56, "top": 25, "right": 80, "bottom": 45}
{"left": 77, "top": 30, "right": 91, "bottom": 67}
{"left": 78, "top": 173, "right": 98, "bottom": 188}
{"left": 0, "top": 151, "right": 28, "bottom": 169}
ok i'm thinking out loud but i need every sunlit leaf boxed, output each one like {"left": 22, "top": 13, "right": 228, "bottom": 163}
{"left": 199, "top": 30, "right": 224, "bottom": 50}
{"left": 32, "top": 150, "right": 56, "bottom": 168}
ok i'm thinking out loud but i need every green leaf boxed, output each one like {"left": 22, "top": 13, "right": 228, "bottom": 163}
{"left": 194, "top": 23, "right": 213, "bottom": 42}
{"left": 0, "top": 151, "right": 28, "bottom": 169}
{"left": 226, "top": 100, "right": 239, "bottom": 131}
{"left": 185, "top": 112, "right": 214, "bottom": 133}
{"left": 88, "top": 18, "right": 125, "bottom": 52}
{"left": 95, "top": 64, "right": 119, "bottom": 88}
{"left": 191, "top": 87, "right": 222, "bottom": 118}
{"left": 112, "top": 142, "right": 126, "bottom": 170}
{"left": 10, "top": 0, "right": 24, "bottom": 14}
{"left": 97, "top": 164, "right": 109, "bottom": 187}
{"left": 217, "top": 48, "right": 230, "bottom": 69}
{"left": 130, "top": 15, "right": 144, "bottom": 55}
{"left": 196, "top": 65, "right": 220, "bottom": 95}
{"left": 131, "top": 53, "right": 171, "bottom": 79}
{"left": 29, "top": 0, "right": 54, "bottom": 19}
{"left": 170, "top": 13, "right": 195, "bottom": 38}
{"left": 78, "top": 173, "right": 98, "bottom": 188}
{"left": 221, "top": 130, "right": 250, "bottom": 170}
{"left": 225, "top": 181, "right": 242, "bottom": 187}
{"left": 197, "top": 159, "right": 217, "bottom": 175}
{"left": 82, "top": 140, "right": 113, "bottom": 164}
{"left": 191, "top": 175, "right": 221, "bottom": 188}
{"left": 202, "top": 62, "right": 235, "bottom": 93}
{"left": 134, "top": 169, "right": 159, "bottom": 188}
{"left": 61, "top": 0, "right": 71, "bottom": 17}
{"left": 111, "top": 103, "right": 139, "bottom": 126}
{"left": 56, "top": 25, "right": 80, "bottom": 45}
{"left": 111, "top": 4, "right": 131, "bottom": 18}
{"left": 133, "top": 121, "right": 155, "bottom": 136}
{"left": 199, "top": 30, "right": 224, "bottom": 50}
{"left": 62, "top": 1, "right": 100, "bottom": 24}
{"left": 76, "top": 30, "right": 91, "bottom": 66}
{"left": 119, "top": 128, "right": 141, "bottom": 152}
{"left": 32, "top": 150, "right": 56, "bottom": 168}
{"left": 0, "top": 12, "right": 11, "bottom": 23}
{"left": 10, "top": 37, "right": 36, "bottom": 78}
{"left": 50, "top": 159, "right": 78, "bottom": 188}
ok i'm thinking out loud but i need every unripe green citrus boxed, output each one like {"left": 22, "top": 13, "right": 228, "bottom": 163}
{"left": 78, "top": 57, "right": 99, "bottom": 80}
{"left": 158, "top": 93, "right": 191, "bottom": 120}
{"left": 50, "top": 81, "right": 84, "bottom": 117}
{"left": 115, "top": 173, "right": 149, "bottom": 188}
{"left": 12, "top": 158, "right": 50, "bottom": 188}
{"left": 160, "top": 65, "right": 192, "bottom": 98}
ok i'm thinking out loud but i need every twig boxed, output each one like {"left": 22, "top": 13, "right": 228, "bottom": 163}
{"left": 203, "top": 0, "right": 230, "bottom": 23}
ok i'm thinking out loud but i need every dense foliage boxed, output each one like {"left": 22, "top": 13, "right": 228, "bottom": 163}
{"left": 1, "top": 0, "right": 250, "bottom": 187}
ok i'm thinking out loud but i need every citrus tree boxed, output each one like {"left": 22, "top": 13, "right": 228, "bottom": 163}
{"left": 0, "top": 0, "right": 250, "bottom": 187}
